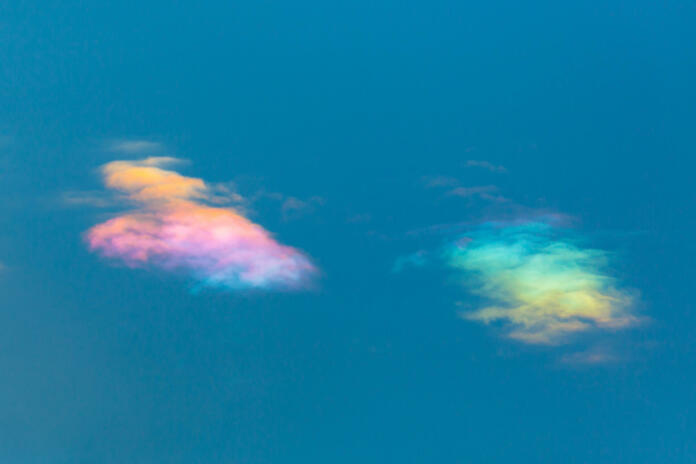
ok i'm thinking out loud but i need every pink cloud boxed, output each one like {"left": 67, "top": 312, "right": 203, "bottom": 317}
{"left": 85, "top": 158, "right": 316, "bottom": 290}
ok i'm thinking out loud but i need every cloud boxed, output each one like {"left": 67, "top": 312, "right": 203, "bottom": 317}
{"left": 465, "top": 160, "right": 507, "bottom": 173}
{"left": 445, "top": 221, "right": 638, "bottom": 344}
{"left": 422, "top": 175, "right": 507, "bottom": 202}
{"left": 422, "top": 175, "right": 460, "bottom": 188}
{"left": 559, "top": 346, "right": 620, "bottom": 365}
{"left": 281, "top": 196, "right": 325, "bottom": 221}
{"left": 85, "top": 158, "right": 316, "bottom": 290}
{"left": 447, "top": 185, "right": 495, "bottom": 197}
{"left": 109, "top": 139, "right": 163, "bottom": 154}
{"left": 61, "top": 190, "right": 117, "bottom": 208}
{"left": 447, "top": 185, "right": 508, "bottom": 202}
{"left": 392, "top": 250, "right": 429, "bottom": 273}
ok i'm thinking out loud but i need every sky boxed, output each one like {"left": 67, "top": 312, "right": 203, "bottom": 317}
{"left": 1, "top": 1, "right": 695, "bottom": 463}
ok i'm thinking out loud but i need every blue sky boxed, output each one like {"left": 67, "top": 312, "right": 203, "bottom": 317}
{"left": 1, "top": 1, "right": 695, "bottom": 462}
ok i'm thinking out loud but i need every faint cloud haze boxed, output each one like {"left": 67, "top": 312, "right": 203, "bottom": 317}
{"left": 422, "top": 175, "right": 460, "bottom": 188}
{"left": 61, "top": 190, "right": 116, "bottom": 208}
{"left": 559, "top": 347, "right": 621, "bottom": 365}
{"left": 109, "top": 139, "right": 163, "bottom": 154}
{"left": 465, "top": 160, "right": 507, "bottom": 173}
{"left": 281, "top": 196, "right": 325, "bottom": 221}
{"left": 392, "top": 250, "right": 429, "bottom": 273}
{"left": 446, "top": 185, "right": 508, "bottom": 202}
{"left": 423, "top": 175, "right": 508, "bottom": 202}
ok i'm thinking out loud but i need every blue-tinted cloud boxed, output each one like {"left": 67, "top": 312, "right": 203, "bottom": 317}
{"left": 445, "top": 222, "right": 638, "bottom": 344}
{"left": 392, "top": 250, "right": 429, "bottom": 273}
{"left": 85, "top": 158, "right": 317, "bottom": 291}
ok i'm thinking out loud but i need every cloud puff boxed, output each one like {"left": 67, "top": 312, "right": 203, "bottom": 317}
{"left": 445, "top": 222, "right": 637, "bottom": 344}
{"left": 85, "top": 158, "right": 316, "bottom": 290}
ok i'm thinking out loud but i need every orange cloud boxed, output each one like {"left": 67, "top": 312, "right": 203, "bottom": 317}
{"left": 86, "top": 158, "right": 316, "bottom": 290}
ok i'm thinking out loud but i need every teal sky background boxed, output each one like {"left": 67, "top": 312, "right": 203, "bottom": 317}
{"left": 1, "top": 1, "right": 695, "bottom": 462}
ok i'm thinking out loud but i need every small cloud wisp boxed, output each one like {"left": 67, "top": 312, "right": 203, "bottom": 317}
{"left": 445, "top": 222, "right": 637, "bottom": 344}
{"left": 85, "top": 158, "right": 316, "bottom": 290}
{"left": 465, "top": 160, "right": 507, "bottom": 173}
{"left": 109, "top": 139, "right": 163, "bottom": 154}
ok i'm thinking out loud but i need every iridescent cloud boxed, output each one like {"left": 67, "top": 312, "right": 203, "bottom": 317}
{"left": 445, "top": 222, "right": 637, "bottom": 344}
{"left": 85, "top": 157, "right": 316, "bottom": 290}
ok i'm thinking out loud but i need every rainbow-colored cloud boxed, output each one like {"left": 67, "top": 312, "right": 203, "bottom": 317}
{"left": 86, "top": 157, "right": 316, "bottom": 290}
{"left": 446, "top": 222, "right": 637, "bottom": 344}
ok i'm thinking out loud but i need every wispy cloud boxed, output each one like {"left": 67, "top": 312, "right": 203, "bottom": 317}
{"left": 446, "top": 221, "right": 639, "bottom": 344}
{"left": 281, "top": 196, "right": 325, "bottom": 221}
{"left": 392, "top": 250, "right": 429, "bottom": 273}
{"left": 109, "top": 139, "right": 163, "bottom": 154}
{"left": 85, "top": 157, "right": 317, "bottom": 291}
{"left": 422, "top": 175, "right": 460, "bottom": 188}
{"left": 559, "top": 346, "right": 620, "bottom": 365}
{"left": 465, "top": 160, "right": 507, "bottom": 173}
{"left": 446, "top": 185, "right": 508, "bottom": 202}
{"left": 61, "top": 190, "right": 117, "bottom": 208}
{"left": 423, "top": 175, "right": 508, "bottom": 203}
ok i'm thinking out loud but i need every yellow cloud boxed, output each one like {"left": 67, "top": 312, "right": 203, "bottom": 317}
{"left": 448, "top": 223, "right": 638, "bottom": 344}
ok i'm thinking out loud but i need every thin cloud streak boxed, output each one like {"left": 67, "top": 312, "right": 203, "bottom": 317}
{"left": 109, "top": 140, "right": 163, "bottom": 154}
{"left": 422, "top": 175, "right": 508, "bottom": 203}
{"left": 446, "top": 185, "right": 508, "bottom": 202}
{"left": 61, "top": 190, "right": 116, "bottom": 208}
{"left": 465, "top": 160, "right": 507, "bottom": 173}
{"left": 85, "top": 157, "right": 316, "bottom": 291}
{"left": 559, "top": 347, "right": 620, "bottom": 365}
